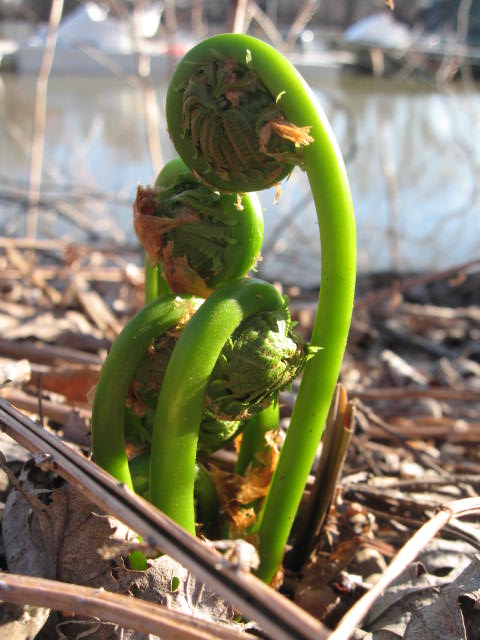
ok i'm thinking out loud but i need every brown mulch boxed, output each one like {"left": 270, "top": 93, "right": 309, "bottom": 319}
{"left": 0, "top": 236, "right": 479, "bottom": 640}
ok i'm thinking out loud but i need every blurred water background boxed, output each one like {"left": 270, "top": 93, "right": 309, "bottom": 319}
{"left": 0, "top": 0, "right": 479, "bottom": 287}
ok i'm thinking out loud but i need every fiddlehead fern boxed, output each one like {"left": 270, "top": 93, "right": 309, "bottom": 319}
{"left": 148, "top": 277, "right": 304, "bottom": 533}
{"left": 166, "top": 34, "right": 356, "bottom": 582}
{"left": 205, "top": 301, "right": 313, "bottom": 422}
{"left": 134, "top": 157, "right": 263, "bottom": 297}
{"left": 167, "top": 53, "right": 313, "bottom": 193}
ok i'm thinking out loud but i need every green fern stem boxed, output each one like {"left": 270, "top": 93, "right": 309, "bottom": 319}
{"left": 91, "top": 294, "right": 200, "bottom": 489}
{"left": 148, "top": 278, "right": 286, "bottom": 533}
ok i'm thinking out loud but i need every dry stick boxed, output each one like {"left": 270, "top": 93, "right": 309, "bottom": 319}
{"left": 2, "top": 265, "right": 133, "bottom": 284}
{"left": 229, "top": 0, "right": 248, "bottom": 33}
{"left": 0, "top": 573, "right": 248, "bottom": 640}
{"left": 1, "top": 388, "right": 90, "bottom": 426}
{"left": 6, "top": 246, "right": 62, "bottom": 306}
{"left": 355, "top": 400, "right": 450, "bottom": 476}
{"left": 26, "top": 0, "right": 64, "bottom": 238}
{"left": 0, "top": 338, "right": 102, "bottom": 366}
{"left": 329, "top": 496, "right": 480, "bottom": 640}
{"left": 350, "top": 386, "right": 480, "bottom": 403}
{"left": 70, "top": 274, "right": 123, "bottom": 340}
{"left": 245, "top": 1, "right": 285, "bottom": 51}
{"left": 354, "top": 256, "right": 480, "bottom": 310}
{"left": 360, "top": 416, "right": 480, "bottom": 444}
{"left": 285, "top": 0, "right": 319, "bottom": 52}
{"left": 0, "top": 236, "right": 140, "bottom": 256}
{"left": 0, "top": 398, "right": 329, "bottom": 640}
{"left": 132, "top": 11, "right": 163, "bottom": 178}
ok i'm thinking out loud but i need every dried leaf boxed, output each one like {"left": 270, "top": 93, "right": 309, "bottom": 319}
{"left": 357, "top": 554, "right": 480, "bottom": 639}
{"left": 112, "top": 554, "right": 238, "bottom": 629}
{"left": 3, "top": 480, "right": 137, "bottom": 588}
{"left": 48, "top": 487, "right": 137, "bottom": 587}
{"left": 34, "top": 365, "right": 99, "bottom": 404}
{"left": 2, "top": 469, "right": 56, "bottom": 579}
{"left": 0, "top": 431, "right": 31, "bottom": 463}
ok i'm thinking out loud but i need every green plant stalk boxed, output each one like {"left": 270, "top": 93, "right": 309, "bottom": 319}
{"left": 144, "top": 256, "right": 171, "bottom": 304}
{"left": 91, "top": 294, "right": 198, "bottom": 489}
{"left": 129, "top": 452, "right": 219, "bottom": 537}
{"left": 167, "top": 34, "right": 356, "bottom": 582}
{"left": 149, "top": 278, "right": 285, "bottom": 533}
{"left": 234, "top": 403, "right": 279, "bottom": 476}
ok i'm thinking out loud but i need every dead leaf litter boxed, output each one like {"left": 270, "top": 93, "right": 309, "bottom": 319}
{"left": 0, "top": 238, "right": 479, "bottom": 639}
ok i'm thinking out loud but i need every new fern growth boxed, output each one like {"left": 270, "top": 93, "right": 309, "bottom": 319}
{"left": 134, "top": 157, "right": 263, "bottom": 297}
{"left": 92, "top": 33, "right": 356, "bottom": 586}
{"left": 166, "top": 34, "right": 356, "bottom": 582}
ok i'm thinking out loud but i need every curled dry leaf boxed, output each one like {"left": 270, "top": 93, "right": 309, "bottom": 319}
{"left": 3, "top": 478, "right": 137, "bottom": 588}
{"left": 112, "top": 554, "right": 238, "bottom": 628}
{"left": 209, "top": 430, "right": 280, "bottom": 537}
{"left": 2, "top": 477, "right": 245, "bottom": 638}
{"left": 357, "top": 550, "right": 480, "bottom": 639}
{"left": 133, "top": 185, "right": 211, "bottom": 298}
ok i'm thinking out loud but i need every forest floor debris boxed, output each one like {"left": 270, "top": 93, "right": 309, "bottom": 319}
{"left": 0, "top": 236, "right": 479, "bottom": 639}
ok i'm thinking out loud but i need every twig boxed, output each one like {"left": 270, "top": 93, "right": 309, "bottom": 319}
{"left": 0, "top": 398, "right": 330, "bottom": 640}
{"left": 0, "top": 338, "right": 102, "bottom": 366}
{"left": 229, "top": 0, "right": 248, "bottom": 33}
{"left": 285, "top": 0, "right": 319, "bottom": 52}
{"left": 69, "top": 274, "right": 123, "bottom": 340}
{"left": 26, "top": 0, "right": 64, "bottom": 238}
{"left": 131, "top": 5, "right": 164, "bottom": 179}
{"left": 355, "top": 400, "right": 449, "bottom": 475}
{"left": 329, "top": 496, "right": 480, "bottom": 640}
{"left": 354, "top": 257, "right": 480, "bottom": 310}
{"left": 0, "top": 388, "right": 90, "bottom": 426}
{"left": 359, "top": 414, "right": 480, "bottom": 444}
{"left": 350, "top": 386, "right": 480, "bottom": 403}
{"left": 245, "top": 1, "right": 285, "bottom": 51}
{"left": 6, "top": 246, "right": 62, "bottom": 306}
{"left": 0, "top": 572, "right": 248, "bottom": 640}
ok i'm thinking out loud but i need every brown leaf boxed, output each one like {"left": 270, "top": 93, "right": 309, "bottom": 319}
{"left": 3, "top": 479, "right": 137, "bottom": 588}
{"left": 112, "top": 554, "right": 237, "bottom": 627}
{"left": 48, "top": 486, "right": 138, "bottom": 587}
{"left": 359, "top": 555, "right": 480, "bottom": 639}
{"left": 133, "top": 185, "right": 183, "bottom": 267}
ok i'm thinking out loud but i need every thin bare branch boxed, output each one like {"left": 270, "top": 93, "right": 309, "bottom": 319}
{"left": 0, "top": 572, "right": 247, "bottom": 640}
{"left": 26, "top": 0, "right": 64, "bottom": 238}
{"left": 354, "top": 257, "right": 480, "bottom": 310}
{"left": 285, "top": 0, "right": 319, "bottom": 52}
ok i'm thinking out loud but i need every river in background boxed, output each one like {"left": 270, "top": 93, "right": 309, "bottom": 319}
{"left": 0, "top": 70, "right": 479, "bottom": 287}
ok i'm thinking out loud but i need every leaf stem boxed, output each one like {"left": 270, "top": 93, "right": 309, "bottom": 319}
{"left": 91, "top": 295, "right": 197, "bottom": 489}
